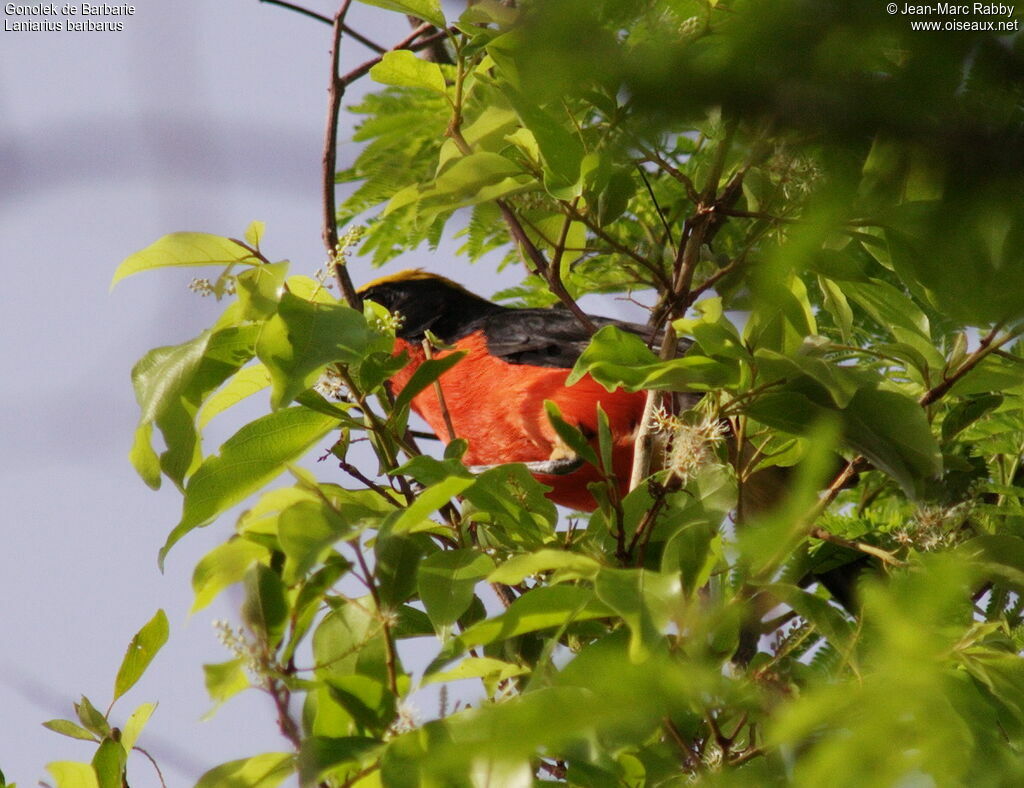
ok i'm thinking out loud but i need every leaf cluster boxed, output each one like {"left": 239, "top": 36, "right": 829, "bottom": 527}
{"left": 35, "top": 1, "right": 1024, "bottom": 786}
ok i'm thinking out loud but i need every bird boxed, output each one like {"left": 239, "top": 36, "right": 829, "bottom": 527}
{"left": 358, "top": 270, "right": 689, "bottom": 510}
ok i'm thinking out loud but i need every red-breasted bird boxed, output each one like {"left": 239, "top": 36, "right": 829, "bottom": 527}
{"left": 358, "top": 270, "right": 688, "bottom": 510}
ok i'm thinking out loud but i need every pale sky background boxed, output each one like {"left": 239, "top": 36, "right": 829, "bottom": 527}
{"left": 0, "top": 2, "right": 644, "bottom": 784}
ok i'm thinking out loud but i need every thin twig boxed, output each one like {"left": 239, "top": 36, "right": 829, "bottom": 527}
{"left": 268, "top": 677, "right": 303, "bottom": 749}
{"left": 259, "top": 0, "right": 386, "bottom": 52}
{"left": 133, "top": 746, "right": 167, "bottom": 788}
{"left": 337, "top": 459, "right": 401, "bottom": 505}
{"left": 919, "top": 324, "right": 1014, "bottom": 407}
{"left": 808, "top": 526, "right": 905, "bottom": 567}
{"left": 339, "top": 27, "right": 453, "bottom": 86}
{"left": 353, "top": 536, "right": 400, "bottom": 696}
{"left": 637, "top": 147, "right": 701, "bottom": 204}
{"left": 422, "top": 340, "right": 457, "bottom": 441}
{"left": 663, "top": 718, "right": 702, "bottom": 772}
{"left": 260, "top": 0, "right": 332, "bottom": 25}
{"left": 635, "top": 164, "right": 677, "bottom": 252}
{"left": 560, "top": 201, "right": 673, "bottom": 290}
{"left": 322, "top": 1, "right": 360, "bottom": 308}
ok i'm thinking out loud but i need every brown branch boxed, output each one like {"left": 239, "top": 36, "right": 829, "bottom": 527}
{"left": 132, "top": 746, "right": 167, "bottom": 788}
{"left": 635, "top": 164, "right": 677, "bottom": 252}
{"left": 919, "top": 324, "right": 1014, "bottom": 407}
{"left": 337, "top": 459, "right": 401, "bottom": 505}
{"left": 353, "top": 536, "right": 400, "bottom": 696}
{"left": 808, "top": 526, "right": 905, "bottom": 567}
{"left": 637, "top": 148, "right": 701, "bottom": 204}
{"left": 339, "top": 27, "right": 453, "bottom": 86}
{"left": 322, "top": 1, "right": 360, "bottom": 308}
{"left": 259, "top": 0, "right": 386, "bottom": 52}
{"left": 715, "top": 207, "right": 800, "bottom": 224}
{"left": 663, "top": 718, "right": 702, "bottom": 773}
{"left": 261, "top": 0, "right": 332, "bottom": 25}
{"left": 268, "top": 676, "right": 303, "bottom": 749}
{"left": 560, "top": 201, "right": 673, "bottom": 290}
{"left": 422, "top": 340, "right": 457, "bottom": 441}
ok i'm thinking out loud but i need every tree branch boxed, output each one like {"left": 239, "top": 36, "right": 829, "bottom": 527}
{"left": 322, "top": 1, "right": 360, "bottom": 308}
{"left": 353, "top": 536, "right": 400, "bottom": 696}
{"left": 339, "top": 27, "right": 453, "bottom": 87}
{"left": 919, "top": 324, "right": 1017, "bottom": 407}
{"left": 259, "top": 0, "right": 386, "bottom": 52}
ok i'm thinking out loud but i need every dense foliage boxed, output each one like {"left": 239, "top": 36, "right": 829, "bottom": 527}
{"left": 30, "top": 0, "right": 1024, "bottom": 786}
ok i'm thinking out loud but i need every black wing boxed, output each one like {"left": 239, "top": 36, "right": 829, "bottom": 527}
{"left": 476, "top": 308, "right": 691, "bottom": 369}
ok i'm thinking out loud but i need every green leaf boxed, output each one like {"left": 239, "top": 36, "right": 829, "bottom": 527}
{"left": 197, "top": 364, "right": 272, "bottom": 429}
{"left": 766, "top": 583, "right": 856, "bottom": 654}
{"left": 313, "top": 598, "right": 396, "bottom": 686}
{"left": 256, "top": 292, "right": 383, "bottom": 410}
{"left": 131, "top": 325, "right": 259, "bottom": 487}
{"left": 242, "top": 564, "right": 289, "bottom": 648}
{"left": 418, "top": 549, "right": 495, "bottom": 639}
{"left": 42, "top": 719, "right": 98, "bottom": 742}
{"left": 568, "top": 326, "right": 735, "bottom": 392}
{"left": 91, "top": 738, "right": 126, "bottom": 788}
{"left": 129, "top": 421, "right": 161, "bottom": 490}
{"left": 489, "top": 549, "right": 601, "bottom": 584}
{"left": 279, "top": 499, "right": 353, "bottom": 584}
{"left": 427, "top": 585, "right": 613, "bottom": 674}
{"left": 842, "top": 279, "right": 942, "bottom": 368}
{"left": 236, "top": 261, "right": 288, "bottom": 320}
{"left": 354, "top": 0, "right": 444, "bottom": 27}
{"left": 661, "top": 523, "right": 718, "bottom": 598}
{"left": 503, "top": 88, "right": 585, "bottom": 196}
{"left": 462, "top": 463, "right": 557, "bottom": 548}
{"left": 160, "top": 407, "right": 340, "bottom": 566}
{"left": 959, "top": 535, "right": 1024, "bottom": 593}
{"left": 745, "top": 273, "right": 818, "bottom": 354}
{"left": 74, "top": 696, "right": 110, "bottom": 738}
{"left": 113, "top": 609, "right": 169, "bottom": 702}
{"left": 425, "top": 655, "right": 529, "bottom": 683}
{"left": 244, "top": 220, "right": 266, "bottom": 248}
{"left": 942, "top": 394, "right": 1004, "bottom": 443}
{"left": 375, "top": 534, "right": 428, "bottom": 608}
{"left": 390, "top": 352, "right": 466, "bottom": 419}
{"left": 192, "top": 538, "right": 270, "bottom": 613}
{"left": 387, "top": 475, "right": 475, "bottom": 534}
{"left": 543, "top": 400, "right": 599, "bottom": 467}
{"left": 120, "top": 702, "right": 156, "bottom": 752}
{"left": 298, "top": 737, "right": 383, "bottom": 787}
{"left": 111, "top": 232, "right": 259, "bottom": 288}
{"left": 841, "top": 387, "right": 942, "bottom": 497}
{"left": 194, "top": 753, "right": 295, "bottom": 788}
{"left": 203, "top": 659, "right": 251, "bottom": 718}
{"left": 754, "top": 348, "right": 865, "bottom": 408}
{"left": 385, "top": 152, "right": 529, "bottom": 217}
{"left": 750, "top": 385, "right": 941, "bottom": 496}
{"left": 594, "top": 568, "right": 678, "bottom": 662}
{"left": 369, "top": 50, "right": 447, "bottom": 95}
{"left": 324, "top": 675, "right": 396, "bottom": 735}
{"left": 45, "top": 762, "right": 99, "bottom": 788}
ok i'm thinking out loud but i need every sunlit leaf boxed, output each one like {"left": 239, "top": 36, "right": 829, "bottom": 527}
{"left": 160, "top": 408, "right": 340, "bottom": 566}
{"left": 113, "top": 609, "right": 169, "bottom": 702}
{"left": 370, "top": 50, "right": 447, "bottom": 95}
{"left": 355, "top": 0, "right": 444, "bottom": 28}
{"left": 418, "top": 549, "right": 495, "bottom": 639}
{"left": 45, "top": 762, "right": 99, "bottom": 788}
{"left": 112, "top": 232, "right": 259, "bottom": 288}
{"left": 194, "top": 753, "right": 294, "bottom": 788}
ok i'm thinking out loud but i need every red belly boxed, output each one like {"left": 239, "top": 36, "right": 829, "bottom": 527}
{"left": 388, "top": 332, "right": 645, "bottom": 510}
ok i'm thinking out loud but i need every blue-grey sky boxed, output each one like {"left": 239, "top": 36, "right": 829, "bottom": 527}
{"left": 0, "top": 2, "right": 646, "bottom": 783}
